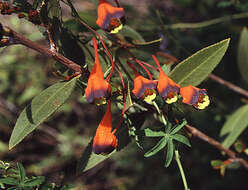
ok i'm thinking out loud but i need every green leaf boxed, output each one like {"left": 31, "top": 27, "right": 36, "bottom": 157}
{"left": 144, "top": 137, "right": 168, "bottom": 157}
{"left": 237, "top": 27, "right": 248, "bottom": 84}
{"left": 170, "top": 39, "right": 230, "bottom": 87}
{"left": 9, "top": 78, "right": 78, "bottom": 149}
{"left": 76, "top": 140, "right": 116, "bottom": 174}
{"left": 124, "top": 81, "right": 134, "bottom": 112}
{"left": 119, "top": 25, "right": 145, "bottom": 43}
{"left": 24, "top": 177, "right": 45, "bottom": 187}
{"left": 143, "top": 128, "right": 165, "bottom": 137}
{"left": 17, "top": 163, "right": 25, "bottom": 182}
{"left": 170, "top": 120, "right": 187, "bottom": 135}
{"left": 217, "top": 1, "right": 233, "bottom": 8}
{"left": 210, "top": 160, "right": 223, "bottom": 168}
{"left": 234, "top": 141, "right": 245, "bottom": 153}
{"left": 220, "top": 104, "right": 248, "bottom": 148}
{"left": 165, "top": 138, "right": 174, "bottom": 167}
{"left": 220, "top": 165, "right": 226, "bottom": 176}
{"left": 172, "top": 134, "right": 191, "bottom": 147}
{"left": 0, "top": 177, "right": 19, "bottom": 185}
{"left": 32, "top": 0, "right": 42, "bottom": 9}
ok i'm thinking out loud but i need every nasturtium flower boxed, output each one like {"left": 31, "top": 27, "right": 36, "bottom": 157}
{"left": 85, "top": 37, "right": 112, "bottom": 105}
{"left": 180, "top": 85, "right": 210, "bottom": 109}
{"left": 152, "top": 55, "right": 180, "bottom": 104}
{"left": 132, "top": 74, "right": 157, "bottom": 103}
{"left": 93, "top": 101, "right": 118, "bottom": 155}
{"left": 96, "top": 0, "right": 125, "bottom": 34}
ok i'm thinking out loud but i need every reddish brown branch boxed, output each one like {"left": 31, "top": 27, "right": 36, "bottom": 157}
{"left": 209, "top": 74, "right": 248, "bottom": 98}
{"left": 186, "top": 124, "right": 248, "bottom": 169}
{"left": 5, "top": 26, "right": 82, "bottom": 73}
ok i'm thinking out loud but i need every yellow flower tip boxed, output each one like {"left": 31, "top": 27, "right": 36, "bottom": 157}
{"left": 110, "top": 24, "right": 123, "bottom": 34}
{"left": 195, "top": 95, "right": 210, "bottom": 110}
{"left": 144, "top": 93, "right": 156, "bottom": 103}
{"left": 165, "top": 95, "right": 178, "bottom": 104}
{"left": 143, "top": 89, "right": 156, "bottom": 103}
{"left": 94, "top": 97, "right": 107, "bottom": 106}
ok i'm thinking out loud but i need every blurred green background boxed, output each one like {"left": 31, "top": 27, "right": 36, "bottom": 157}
{"left": 1, "top": 0, "right": 248, "bottom": 189}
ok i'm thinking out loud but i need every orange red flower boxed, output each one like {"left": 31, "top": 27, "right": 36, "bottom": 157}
{"left": 132, "top": 73, "right": 157, "bottom": 103}
{"left": 96, "top": 0, "right": 124, "bottom": 33}
{"left": 152, "top": 55, "right": 180, "bottom": 104}
{"left": 127, "top": 62, "right": 157, "bottom": 103}
{"left": 180, "top": 85, "right": 210, "bottom": 109}
{"left": 85, "top": 37, "right": 112, "bottom": 105}
{"left": 93, "top": 101, "right": 118, "bottom": 154}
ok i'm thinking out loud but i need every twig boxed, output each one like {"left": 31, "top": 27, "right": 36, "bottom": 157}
{"left": 209, "top": 74, "right": 248, "bottom": 98}
{"left": 162, "top": 12, "right": 248, "bottom": 30}
{"left": 5, "top": 26, "right": 82, "bottom": 73}
{"left": 185, "top": 124, "right": 248, "bottom": 169}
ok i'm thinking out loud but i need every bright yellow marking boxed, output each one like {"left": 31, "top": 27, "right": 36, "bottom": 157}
{"left": 144, "top": 93, "right": 156, "bottom": 103}
{"left": 110, "top": 24, "right": 123, "bottom": 34}
{"left": 94, "top": 97, "right": 107, "bottom": 106}
{"left": 165, "top": 95, "right": 178, "bottom": 104}
{"left": 197, "top": 96, "right": 210, "bottom": 109}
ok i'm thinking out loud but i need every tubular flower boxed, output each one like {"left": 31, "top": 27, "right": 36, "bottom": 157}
{"left": 152, "top": 55, "right": 180, "bottom": 104}
{"left": 85, "top": 37, "right": 112, "bottom": 105}
{"left": 132, "top": 74, "right": 157, "bottom": 103}
{"left": 96, "top": 0, "right": 124, "bottom": 34}
{"left": 93, "top": 101, "right": 118, "bottom": 155}
{"left": 180, "top": 85, "right": 210, "bottom": 109}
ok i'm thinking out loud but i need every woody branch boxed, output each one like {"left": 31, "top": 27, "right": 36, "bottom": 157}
{"left": 1, "top": 24, "right": 83, "bottom": 74}
{"left": 185, "top": 124, "right": 248, "bottom": 169}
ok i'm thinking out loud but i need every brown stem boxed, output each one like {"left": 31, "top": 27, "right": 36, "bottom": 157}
{"left": 185, "top": 124, "right": 248, "bottom": 169}
{"left": 209, "top": 74, "right": 248, "bottom": 98}
{"left": 6, "top": 26, "right": 82, "bottom": 73}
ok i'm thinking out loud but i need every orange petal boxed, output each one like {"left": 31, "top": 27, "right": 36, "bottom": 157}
{"left": 92, "top": 102, "right": 118, "bottom": 154}
{"left": 132, "top": 75, "right": 157, "bottom": 98}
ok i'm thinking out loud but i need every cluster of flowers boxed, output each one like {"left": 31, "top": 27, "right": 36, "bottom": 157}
{"left": 84, "top": 0, "right": 210, "bottom": 155}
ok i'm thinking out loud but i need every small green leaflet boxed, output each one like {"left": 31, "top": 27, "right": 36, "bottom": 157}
{"left": 237, "top": 27, "right": 248, "bottom": 84}
{"left": 17, "top": 163, "right": 26, "bottom": 182}
{"left": 119, "top": 25, "right": 145, "bottom": 43}
{"left": 170, "top": 39, "right": 230, "bottom": 87}
{"left": 142, "top": 120, "right": 190, "bottom": 167}
{"left": 220, "top": 104, "right": 248, "bottom": 148}
{"left": 165, "top": 138, "right": 174, "bottom": 167}
{"left": 144, "top": 137, "right": 168, "bottom": 157}
{"left": 9, "top": 77, "right": 78, "bottom": 149}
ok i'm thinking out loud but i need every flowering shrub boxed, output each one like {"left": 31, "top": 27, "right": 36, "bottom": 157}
{"left": 1, "top": 0, "right": 248, "bottom": 189}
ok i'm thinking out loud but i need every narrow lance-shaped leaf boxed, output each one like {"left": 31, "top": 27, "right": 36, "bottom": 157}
{"left": 17, "top": 163, "right": 26, "bottom": 182}
{"left": 9, "top": 77, "right": 78, "bottom": 149}
{"left": 125, "top": 81, "right": 134, "bottom": 112}
{"left": 77, "top": 140, "right": 116, "bottom": 173}
{"left": 172, "top": 134, "right": 191, "bottom": 147}
{"left": 165, "top": 138, "right": 174, "bottom": 167}
{"left": 119, "top": 25, "right": 145, "bottom": 43}
{"left": 237, "top": 27, "right": 248, "bottom": 84}
{"left": 170, "top": 120, "right": 187, "bottom": 135}
{"left": 144, "top": 137, "right": 168, "bottom": 157}
{"left": 220, "top": 104, "right": 248, "bottom": 148}
{"left": 0, "top": 178, "right": 19, "bottom": 185}
{"left": 24, "top": 176, "right": 45, "bottom": 187}
{"left": 170, "top": 39, "right": 230, "bottom": 87}
{"left": 143, "top": 128, "right": 165, "bottom": 137}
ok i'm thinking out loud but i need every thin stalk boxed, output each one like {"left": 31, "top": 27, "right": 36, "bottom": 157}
{"left": 175, "top": 150, "right": 189, "bottom": 190}
{"left": 152, "top": 101, "right": 167, "bottom": 126}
